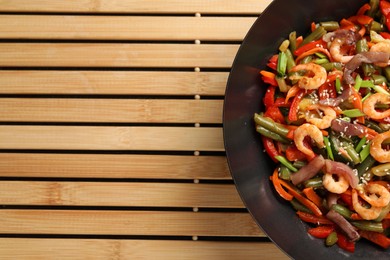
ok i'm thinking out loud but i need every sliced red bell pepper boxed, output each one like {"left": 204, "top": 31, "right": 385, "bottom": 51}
{"left": 296, "top": 211, "right": 333, "bottom": 225}
{"left": 293, "top": 39, "right": 327, "bottom": 57}
{"left": 261, "top": 136, "right": 279, "bottom": 162}
{"left": 337, "top": 232, "right": 355, "bottom": 253}
{"left": 356, "top": 14, "right": 374, "bottom": 25}
{"left": 288, "top": 89, "right": 305, "bottom": 122}
{"left": 264, "top": 105, "right": 285, "bottom": 124}
{"left": 360, "top": 230, "right": 390, "bottom": 249}
{"left": 308, "top": 225, "right": 335, "bottom": 239}
{"left": 267, "top": 54, "right": 278, "bottom": 70}
{"left": 260, "top": 70, "right": 278, "bottom": 86}
{"left": 285, "top": 145, "right": 307, "bottom": 161}
{"left": 357, "top": 3, "right": 371, "bottom": 15}
{"left": 318, "top": 82, "right": 337, "bottom": 100}
{"left": 380, "top": 31, "right": 390, "bottom": 39}
{"left": 380, "top": 0, "right": 390, "bottom": 30}
{"left": 263, "top": 86, "right": 276, "bottom": 108}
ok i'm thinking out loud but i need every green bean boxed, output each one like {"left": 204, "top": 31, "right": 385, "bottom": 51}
{"left": 360, "top": 141, "right": 371, "bottom": 162}
{"left": 279, "top": 165, "right": 291, "bottom": 180}
{"left": 363, "top": 63, "right": 376, "bottom": 77}
{"left": 277, "top": 52, "right": 287, "bottom": 76}
{"left": 356, "top": 154, "right": 377, "bottom": 178}
{"left": 256, "top": 126, "right": 290, "bottom": 143}
{"left": 354, "top": 74, "right": 363, "bottom": 91}
{"left": 301, "top": 26, "right": 327, "bottom": 46}
{"left": 331, "top": 204, "right": 352, "bottom": 220}
{"left": 304, "top": 177, "right": 323, "bottom": 189}
{"left": 319, "top": 21, "right": 339, "bottom": 31}
{"left": 289, "top": 31, "right": 297, "bottom": 53}
{"left": 371, "top": 74, "right": 388, "bottom": 85}
{"left": 276, "top": 76, "right": 289, "bottom": 93}
{"left": 275, "top": 155, "right": 298, "bottom": 172}
{"left": 364, "top": 120, "right": 384, "bottom": 133}
{"left": 355, "top": 136, "right": 367, "bottom": 153}
{"left": 321, "top": 62, "right": 343, "bottom": 71}
{"left": 351, "top": 221, "right": 384, "bottom": 233}
{"left": 325, "top": 231, "right": 338, "bottom": 247}
{"left": 290, "top": 198, "right": 312, "bottom": 214}
{"left": 367, "top": 0, "right": 380, "bottom": 17}
{"left": 293, "top": 160, "right": 307, "bottom": 169}
{"left": 323, "top": 136, "right": 334, "bottom": 160}
{"left": 370, "top": 20, "right": 383, "bottom": 32}
{"left": 335, "top": 77, "right": 342, "bottom": 94}
{"left": 285, "top": 48, "right": 296, "bottom": 71}
{"left": 383, "top": 67, "right": 390, "bottom": 82}
{"left": 342, "top": 109, "right": 365, "bottom": 118}
{"left": 343, "top": 142, "right": 361, "bottom": 165}
{"left": 356, "top": 38, "right": 369, "bottom": 53}
{"left": 375, "top": 203, "right": 390, "bottom": 222}
{"left": 254, "top": 113, "right": 289, "bottom": 137}
{"left": 371, "top": 163, "right": 390, "bottom": 176}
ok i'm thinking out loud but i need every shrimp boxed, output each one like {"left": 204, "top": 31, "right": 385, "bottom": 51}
{"left": 289, "top": 63, "right": 327, "bottom": 90}
{"left": 330, "top": 38, "right": 354, "bottom": 63}
{"left": 305, "top": 104, "right": 337, "bottom": 129}
{"left": 357, "top": 183, "right": 390, "bottom": 207}
{"left": 369, "top": 41, "right": 390, "bottom": 67}
{"left": 293, "top": 123, "right": 324, "bottom": 158}
{"left": 370, "top": 130, "right": 390, "bottom": 163}
{"left": 352, "top": 189, "right": 383, "bottom": 220}
{"left": 362, "top": 92, "right": 390, "bottom": 120}
{"left": 323, "top": 173, "right": 349, "bottom": 194}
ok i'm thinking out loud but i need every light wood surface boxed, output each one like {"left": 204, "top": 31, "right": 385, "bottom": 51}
{"left": 0, "top": 0, "right": 289, "bottom": 259}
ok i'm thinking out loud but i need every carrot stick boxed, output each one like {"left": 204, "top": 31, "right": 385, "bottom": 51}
{"left": 279, "top": 178, "right": 323, "bottom": 216}
{"left": 303, "top": 187, "right": 323, "bottom": 208}
{"left": 295, "top": 47, "right": 332, "bottom": 64}
{"left": 260, "top": 70, "right": 276, "bottom": 79}
{"left": 270, "top": 168, "right": 294, "bottom": 201}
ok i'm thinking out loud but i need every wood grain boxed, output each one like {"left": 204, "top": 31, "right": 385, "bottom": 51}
{"left": 0, "top": 126, "right": 224, "bottom": 151}
{"left": 0, "top": 181, "right": 243, "bottom": 208}
{"left": 0, "top": 0, "right": 267, "bottom": 14}
{"left": 0, "top": 98, "right": 223, "bottom": 123}
{"left": 0, "top": 153, "right": 231, "bottom": 179}
{"left": 0, "top": 15, "right": 256, "bottom": 41}
{"left": 0, "top": 70, "right": 228, "bottom": 95}
{"left": 0, "top": 238, "right": 289, "bottom": 260}
{"left": 0, "top": 209, "right": 263, "bottom": 237}
{"left": 0, "top": 43, "right": 239, "bottom": 68}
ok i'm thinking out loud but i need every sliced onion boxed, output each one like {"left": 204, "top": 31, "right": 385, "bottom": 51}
{"left": 324, "top": 160, "right": 359, "bottom": 188}
{"left": 327, "top": 193, "right": 339, "bottom": 209}
{"left": 290, "top": 155, "right": 325, "bottom": 185}
{"left": 331, "top": 119, "right": 365, "bottom": 136}
{"left": 344, "top": 52, "right": 390, "bottom": 84}
{"left": 326, "top": 209, "right": 360, "bottom": 242}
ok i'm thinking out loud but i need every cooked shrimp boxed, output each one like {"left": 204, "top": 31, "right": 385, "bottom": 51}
{"left": 330, "top": 38, "right": 354, "bottom": 63}
{"left": 362, "top": 92, "right": 390, "bottom": 120}
{"left": 352, "top": 189, "right": 383, "bottom": 220}
{"left": 293, "top": 123, "right": 324, "bottom": 158}
{"left": 370, "top": 130, "right": 390, "bottom": 163}
{"left": 370, "top": 41, "right": 390, "bottom": 67}
{"left": 323, "top": 173, "right": 349, "bottom": 194}
{"left": 305, "top": 104, "right": 337, "bottom": 129}
{"left": 289, "top": 63, "right": 327, "bottom": 90}
{"left": 357, "top": 183, "right": 390, "bottom": 207}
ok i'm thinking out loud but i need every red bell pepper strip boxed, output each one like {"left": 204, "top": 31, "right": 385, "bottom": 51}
{"left": 263, "top": 86, "right": 276, "bottom": 108}
{"left": 296, "top": 211, "right": 333, "bottom": 225}
{"left": 264, "top": 105, "right": 285, "bottom": 124}
{"left": 308, "top": 226, "right": 335, "bottom": 239}
{"left": 285, "top": 145, "right": 307, "bottom": 161}
{"left": 380, "top": 31, "right": 390, "bottom": 39}
{"left": 260, "top": 70, "right": 278, "bottom": 86}
{"left": 318, "top": 82, "right": 337, "bottom": 100}
{"left": 261, "top": 136, "right": 279, "bottom": 162}
{"left": 288, "top": 89, "right": 305, "bottom": 122}
{"left": 293, "top": 39, "right": 327, "bottom": 57}
{"left": 356, "top": 15, "right": 374, "bottom": 25}
{"left": 380, "top": 0, "right": 390, "bottom": 30}
{"left": 360, "top": 230, "right": 390, "bottom": 249}
{"left": 267, "top": 54, "right": 278, "bottom": 70}
{"left": 337, "top": 232, "right": 355, "bottom": 253}
{"left": 357, "top": 3, "right": 371, "bottom": 15}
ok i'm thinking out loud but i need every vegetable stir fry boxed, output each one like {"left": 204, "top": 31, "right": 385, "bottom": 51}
{"left": 255, "top": 0, "right": 390, "bottom": 253}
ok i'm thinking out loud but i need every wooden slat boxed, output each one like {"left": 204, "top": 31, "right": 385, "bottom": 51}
{"left": 0, "top": 181, "right": 243, "bottom": 208}
{"left": 0, "top": 43, "right": 239, "bottom": 68}
{"left": 0, "top": 15, "right": 256, "bottom": 41}
{"left": 0, "top": 126, "right": 224, "bottom": 151}
{"left": 0, "top": 70, "right": 228, "bottom": 95}
{"left": 0, "top": 153, "right": 231, "bottom": 179}
{"left": 0, "top": 239, "right": 288, "bottom": 260}
{"left": 0, "top": 98, "right": 222, "bottom": 124}
{"left": 0, "top": 209, "right": 263, "bottom": 237}
{"left": 0, "top": 0, "right": 267, "bottom": 14}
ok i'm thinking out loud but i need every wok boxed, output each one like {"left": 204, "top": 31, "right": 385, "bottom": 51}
{"left": 223, "top": 0, "right": 390, "bottom": 259}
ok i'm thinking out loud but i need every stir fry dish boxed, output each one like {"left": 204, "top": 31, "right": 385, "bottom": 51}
{"left": 255, "top": 0, "right": 390, "bottom": 253}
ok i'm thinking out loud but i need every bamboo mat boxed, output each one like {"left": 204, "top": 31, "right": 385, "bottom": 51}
{"left": 0, "top": 0, "right": 289, "bottom": 259}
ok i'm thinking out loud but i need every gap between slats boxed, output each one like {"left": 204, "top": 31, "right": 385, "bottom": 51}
{"left": 0, "top": 43, "right": 239, "bottom": 68}
{"left": 0, "top": 209, "right": 263, "bottom": 237}
{"left": 0, "top": 153, "right": 230, "bottom": 179}
{"left": 0, "top": 238, "right": 289, "bottom": 259}
{"left": 0, "top": 0, "right": 267, "bottom": 14}
{"left": 0, "top": 15, "right": 256, "bottom": 41}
